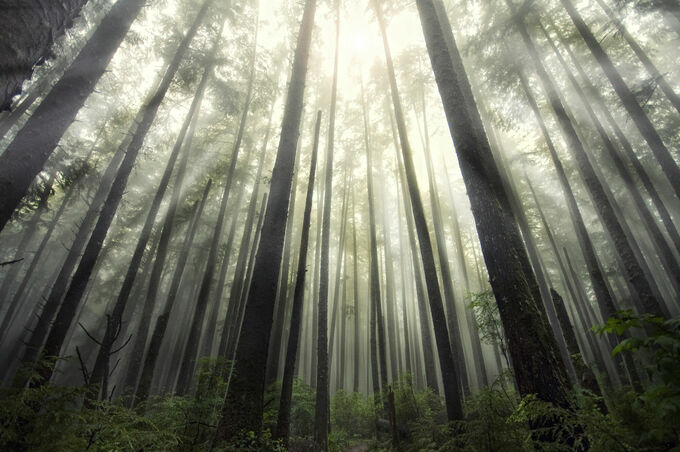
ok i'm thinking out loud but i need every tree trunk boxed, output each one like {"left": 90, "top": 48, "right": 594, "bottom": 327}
{"left": 275, "top": 111, "right": 322, "bottom": 448}
{"left": 314, "top": 4, "right": 339, "bottom": 443}
{"left": 0, "top": 0, "right": 149, "bottom": 231}
{"left": 416, "top": 0, "right": 572, "bottom": 411}
{"left": 214, "top": 0, "right": 317, "bottom": 441}
{"left": 375, "top": 0, "right": 463, "bottom": 420}
{"left": 218, "top": 147, "right": 268, "bottom": 361}
{"left": 419, "top": 97, "right": 471, "bottom": 393}
{"left": 0, "top": 0, "right": 89, "bottom": 110}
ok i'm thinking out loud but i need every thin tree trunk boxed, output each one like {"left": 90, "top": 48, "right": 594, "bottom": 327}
{"left": 375, "top": 0, "right": 463, "bottom": 420}
{"left": 314, "top": 8, "right": 339, "bottom": 441}
{"left": 275, "top": 110, "right": 322, "bottom": 447}
{"left": 0, "top": 0, "right": 150, "bottom": 231}
{"left": 419, "top": 97, "right": 472, "bottom": 393}
{"left": 218, "top": 146, "right": 268, "bottom": 361}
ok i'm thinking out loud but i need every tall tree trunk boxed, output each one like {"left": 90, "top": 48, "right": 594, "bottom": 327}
{"left": 0, "top": 0, "right": 149, "bottom": 231}
{"left": 314, "top": 6, "right": 339, "bottom": 443}
{"left": 375, "top": 0, "right": 463, "bottom": 420}
{"left": 378, "top": 171, "right": 402, "bottom": 381}
{"left": 0, "top": 0, "right": 89, "bottom": 110}
{"left": 395, "top": 143, "right": 439, "bottom": 392}
{"left": 419, "top": 97, "right": 472, "bottom": 393}
{"left": 218, "top": 146, "right": 268, "bottom": 361}
{"left": 439, "top": 155, "right": 489, "bottom": 387}
{"left": 550, "top": 288, "right": 601, "bottom": 395}
{"left": 275, "top": 111, "right": 322, "bottom": 447}
{"left": 351, "top": 187, "right": 362, "bottom": 393}
{"left": 416, "top": 0, "right": 573, "bottom": 410}
{"left": 214, "top": 0, "right": 317, "bottom": 441}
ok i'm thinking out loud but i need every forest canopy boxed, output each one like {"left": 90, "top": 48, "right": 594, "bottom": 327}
{"left": 0, "top": 0, "right": 679, "bottom": 450}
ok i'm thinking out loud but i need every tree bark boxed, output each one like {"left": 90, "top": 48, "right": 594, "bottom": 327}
{"left": 0, "top": 0, "right": 89, "bottom": 110}
{"left": 376, "top": 0, "right": 463, "bottom": 420}
{"left": 214, "top": 0, "right": 317, "bottom": 441}
{"left": 416, "top": 0, "right": 572, "bottom": 410}
{"left": 275, "top": 111, "right": 322, "bottom": 448}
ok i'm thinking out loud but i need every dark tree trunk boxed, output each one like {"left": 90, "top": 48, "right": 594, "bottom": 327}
{"left": 416, "top": 0, "right": 573, "bottom": 410}
{"left": 439, "top": 155, "right": 489, "bottom": 387}
{"left": 351, "top": 187, "right": 362, "bottom": 393}
{"left": 395, "top": 145, "right": 439, "bottom": 392}
{"left": 218, "top": 148, "right": 268, "bottom": 362}
{"left": 420, "top": 98, "right": 471, "bottom": 393}
{"left": 375, "top": 0, "right": 463, "bottom": 420}
{"left": 550, "top": 288, "right": 601, "bottom": 395}
{"left": 362, "top": 76, "right": 389, "bottom": 407}
{"left": 275, "top": 111, "right": 322, "bottom": 448}
{"left": 214, "top": 0, "right": 317, "bottom": 441}
{"left": 559, "top": 0, "right": 680, "bottom": 204}
{"left": 314, "top": 6, "right": 339, "bottom": 443}
{"left": 0, "top": 0, "right": 89, "bottom": 110}
{"left": 0, "top": 0, "right": 149, "bottom": 231}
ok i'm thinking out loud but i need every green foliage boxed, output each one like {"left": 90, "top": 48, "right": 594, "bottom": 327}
{"left": 331, "top": 389, "right": 374, "bottom": 440}
{"left": 0, "top": 384, "right": 178, "bottom": 451}
{"left": 466, "top": 290, "right": 503, "bottom": 347}
{"left": 214, "top": 429, "right": 285, "bottom": 452}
